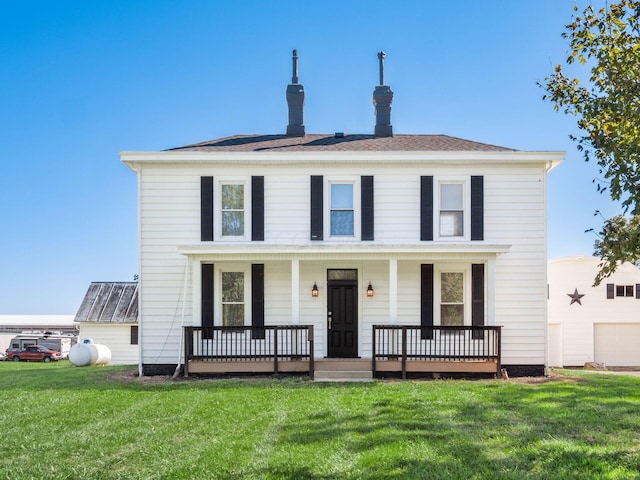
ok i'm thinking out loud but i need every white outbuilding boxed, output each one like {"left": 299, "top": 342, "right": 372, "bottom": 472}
{"left": 548, "top": 256, "right": 640, "bottom": 368}
{"left": 74, "top": 282, "right": 139, "bottom": 365}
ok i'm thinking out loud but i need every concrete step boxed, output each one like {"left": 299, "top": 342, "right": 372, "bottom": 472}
{"left": 314, "top": 370, "right": 374, "bottom": 382}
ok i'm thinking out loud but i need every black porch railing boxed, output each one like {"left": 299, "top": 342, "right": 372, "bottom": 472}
{"left": 372, "top": 325, "right": 502, "bottom": 378}
{"left": 184, "top": 325, "right": 314, "bottom": 376}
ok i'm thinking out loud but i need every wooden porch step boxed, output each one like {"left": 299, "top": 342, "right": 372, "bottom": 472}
{"left": 314, "top": 370, "right": 373, "bottom": 382}
{"left": 314, "top": 359, "right": 372, "bottom": 372}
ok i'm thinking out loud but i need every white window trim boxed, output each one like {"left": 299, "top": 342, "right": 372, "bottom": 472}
{"left": 216, "top": 264, "right": 252, "bottom": 328}
{"left": 324, "top": 177, "right": 361, "bottom": 241}
{"left": 216, "top": 178, "right": 251, "bottom": 242}
{"left": 434, "top": 264, "right": 471, "bottom": 327}
{"left": 434, "top": 177, "right": 471, "bottom": 242}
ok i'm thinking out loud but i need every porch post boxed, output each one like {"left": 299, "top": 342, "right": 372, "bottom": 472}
{"left": 291, "top": 258, "right": 300, "bottom": 325}
{"left": 389, "top": 259, "right": 398, "bottom": 325}
{"left": 487, "top": 257, "right": 496, "bottom": 326}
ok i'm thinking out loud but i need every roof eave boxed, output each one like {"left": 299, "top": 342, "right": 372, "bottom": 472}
{"left": 121, "top": 150, "right": 566, "bottom": 168}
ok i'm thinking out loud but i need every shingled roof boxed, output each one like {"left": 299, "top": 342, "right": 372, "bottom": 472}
{"left": 74, "top": 282, "right": 138, "bottom": 323}
{"left": 166, "top": 134, "right": 515, "bottom": 153}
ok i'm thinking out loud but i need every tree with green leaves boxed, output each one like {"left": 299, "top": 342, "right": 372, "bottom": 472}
{"left": 540, "top": 1, "right": 640, "bottom": 284}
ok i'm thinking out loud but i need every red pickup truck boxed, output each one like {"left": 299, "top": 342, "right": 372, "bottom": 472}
{"left": 6, "top": 345, "right": 63, "bottom": 362}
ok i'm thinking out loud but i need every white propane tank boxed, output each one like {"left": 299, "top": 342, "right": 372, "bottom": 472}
{"left": 92, "top": 343, "right": 112, "bottom": 365}
{"left": 69, "top": 338, "right": 111, "bottom": 366}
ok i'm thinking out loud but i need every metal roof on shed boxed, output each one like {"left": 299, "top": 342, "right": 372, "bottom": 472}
{"left": 74, "top": 282, "right": 138, "bottom": 323}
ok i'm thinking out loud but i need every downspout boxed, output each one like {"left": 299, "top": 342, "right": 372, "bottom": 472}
{"left": 543, "top": 164, "right": 550, "bottom": 376}
{"left": 135, "top": 168, "right": 144, "bottom": 378}
{"left": 172, "top": 256, "right": 191, "bottom": 379}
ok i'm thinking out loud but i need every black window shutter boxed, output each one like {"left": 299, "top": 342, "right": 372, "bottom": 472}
{"left": 361, "top": 176, "right": 374, "bottom": 241}
{"left": 420, "top": 176, "right": 433, "bottom": 241}
{"left": 251, "top": 176, "right": 264, "bottom": 241}
{"left": 472, "top": 264, "right": 485, "bottom": 339}
{"left": 606, "top": 283, "right": 615, "bottom": 299}
{"left": 471, "top": 176, "right": 484, "bottom": 241}
{"left": 201, "top": 176, "right": 214, "bottom": 241}
{"left": 130, "top": 325, "right": 139, "bottom": 345}
{"left": 421, "top": 264, "right": 434, "bottom": 339}
{"left": 202, "top": 264, "right": 214, "bottom": 339}
{"left": 636, "top": 284, "right": 640, "bottom": 299}
{"left": 310, "top": 175, "right": 323, "bottom": 240}
{"left": 251, "top": 264, "right": 265, "bottom": 339}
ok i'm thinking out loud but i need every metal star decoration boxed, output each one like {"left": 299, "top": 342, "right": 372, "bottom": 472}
{"left": 567, "top": 288, "right": 585, "bottom": 305}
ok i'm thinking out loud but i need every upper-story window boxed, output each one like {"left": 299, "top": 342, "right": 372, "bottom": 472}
{"left": 616, "top": 285, "right": 634, "bottom": 297}
{"left": 439, "top": 183, "right": 464, "bottom": 237}
{"left": 420, "top": 176, "right": 483, "bottom": 242}
{"left": 310, "top": 175, "right": 372, "bottom": 242}
{"left": 330, "top": 183, "right": 354, "bottom": 236}
{"left": 201, "top": 176, "right": 263, "bottom": 242}
{"left": 606, "top": 283, "right": 640, "bottom": 299}
{"left": 220, "top": 182, "right": 246, "bottom": 238}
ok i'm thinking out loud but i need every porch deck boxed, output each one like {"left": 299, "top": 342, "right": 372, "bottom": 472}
{"left": 372, "top": 325, "right": 502, "bottom": 378}
{"left": 183, "top": 325, "right": 501, "bottom": 378}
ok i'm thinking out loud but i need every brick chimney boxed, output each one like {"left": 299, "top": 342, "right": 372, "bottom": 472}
{"left": 373, "top": 51, "right": 393, "bottom": 137}
{"left": 286, "top": 49, "right": 305, "bottom": 137}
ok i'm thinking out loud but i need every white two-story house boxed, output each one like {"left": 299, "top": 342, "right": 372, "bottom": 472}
{"left": 122, "top": 51, "right": 563, "bottom": 378}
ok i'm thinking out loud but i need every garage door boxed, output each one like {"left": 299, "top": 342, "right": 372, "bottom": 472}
{"left": 594, "top": 324, "right": 640, "bottom": 367}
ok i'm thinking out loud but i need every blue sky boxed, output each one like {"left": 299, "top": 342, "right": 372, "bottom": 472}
{"left": 1, "top": 1, "right": 619, "bottom": 314}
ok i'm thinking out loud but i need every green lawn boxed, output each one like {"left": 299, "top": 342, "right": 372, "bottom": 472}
{"left": 1, "top": 362, "right": 639, "bottom": 479}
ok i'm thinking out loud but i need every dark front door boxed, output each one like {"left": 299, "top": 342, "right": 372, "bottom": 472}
{"left": 327, "top": 270, "right": 358, "bottom": 357}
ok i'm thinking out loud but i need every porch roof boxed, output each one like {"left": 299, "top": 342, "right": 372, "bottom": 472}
{"left": 176, "top": 243, "right": 511, "bottom": 261}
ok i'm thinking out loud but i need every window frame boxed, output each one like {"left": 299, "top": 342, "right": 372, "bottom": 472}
{"left": 216, "top": 264, "right": 252, "bottom": 329}
{"left": 615, "top": 284, "right": 635, "bottom": 297}
{"left": 435, "top": 177, "right": 470, "bottom": 241}
{"left": 324, "top": 177, "right": 361, "bottom": 241}
{"left": 216, "top": 179, "right": 251, "bottom": 241}
{"left": 434, "top": 264, "right": 471, "bottom": 328}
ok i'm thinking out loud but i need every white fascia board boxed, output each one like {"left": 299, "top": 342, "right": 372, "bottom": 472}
{"left": 121, "top": 150, "right": 565, "bottom": 169}
{"left": 176, "top": 243, "right": 511, "bottom": 261}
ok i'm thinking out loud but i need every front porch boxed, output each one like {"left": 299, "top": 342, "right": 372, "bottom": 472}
{"left": 183, "top": 325, "right": 502, "bottom": 378}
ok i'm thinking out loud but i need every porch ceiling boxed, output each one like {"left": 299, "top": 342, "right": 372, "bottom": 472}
{"left": 177, "top": 243, "right": 511, "bottom": 261}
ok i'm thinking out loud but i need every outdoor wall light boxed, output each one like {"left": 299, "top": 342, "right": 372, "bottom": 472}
{"left": 312, "top": 282, "right": 319, "bottom": 297}
{"left": 367, "top": 282, "right": 374, "bottom": 297}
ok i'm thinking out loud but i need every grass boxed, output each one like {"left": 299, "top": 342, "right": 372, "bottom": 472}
{"left": 1, "top": 363, "right": 640, "bottom": 479}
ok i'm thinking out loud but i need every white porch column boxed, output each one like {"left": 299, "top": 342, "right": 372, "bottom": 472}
{"left": 389, "top": 259, "right": 398, "bottom": 325}
{"left": 487, "top": 257, "right": 496, "bottom": 326}
{"left": 291, "top": 258, "right": 300, "bottom": 325}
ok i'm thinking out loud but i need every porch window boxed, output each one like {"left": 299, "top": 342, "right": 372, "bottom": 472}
{"left": 222, "top": 272, "right": 244, "bottom": 327}
{"left": 440, "top": 272, "right": 464, "bottom": 326}
{"left": 439, "top": 183, "right": 463, "bottom": 237}
{"left": 330, "top": 183, "right": 354, "bottom": 236}
{"left": 327, "top": 269, "right": 358, "bottom": 281}
{"left": 221, "top": 184, "right": 245, "bottom": 237}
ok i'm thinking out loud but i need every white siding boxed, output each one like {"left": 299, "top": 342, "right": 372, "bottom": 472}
{"left": 548, "top": 256, "right": 640, "bottom": 367}
{"left": 136, "top": 162, "right": 551, "bottom": 367}
{"left": 79, "top": 324, "right": 139, "bottom": 365}
{"left": 548, "top": 323, "right": 563, "bottom": 367}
